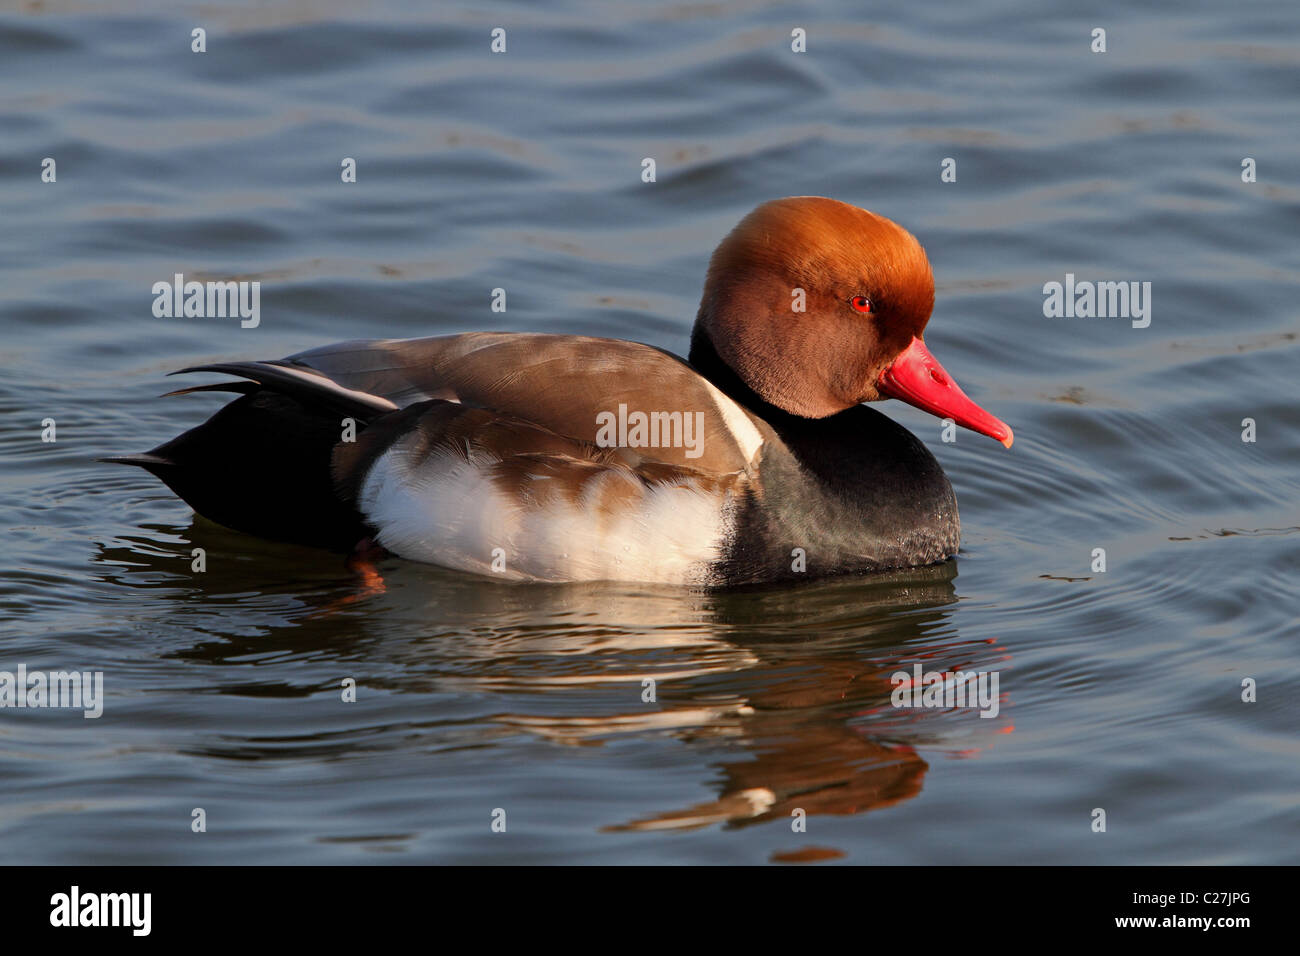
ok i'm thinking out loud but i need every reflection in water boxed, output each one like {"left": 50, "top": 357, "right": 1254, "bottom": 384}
{"left": 93, "top": 516, "right": 1014, "bottom": 840}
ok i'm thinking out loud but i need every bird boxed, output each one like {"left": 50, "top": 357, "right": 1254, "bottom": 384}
{"left": 106, "top": 197, "right": 1012, "bottom": 587}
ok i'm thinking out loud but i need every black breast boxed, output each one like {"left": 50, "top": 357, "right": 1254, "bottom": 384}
{"left": 689, "top": 330, "right": 959, "bottom": 586}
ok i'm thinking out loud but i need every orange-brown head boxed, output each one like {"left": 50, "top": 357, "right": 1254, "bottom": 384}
{"left": 693, "top": 196, "right": 1012, "bottom": 446}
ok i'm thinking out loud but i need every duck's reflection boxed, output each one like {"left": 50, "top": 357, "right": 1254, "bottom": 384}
{"left": 95, "top": 518, "right": 1013, "bottom": 834}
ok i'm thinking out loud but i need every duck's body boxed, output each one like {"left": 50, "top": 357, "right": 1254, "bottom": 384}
{"left": 109, "top": 198, "right": 1010, "bottom": 587}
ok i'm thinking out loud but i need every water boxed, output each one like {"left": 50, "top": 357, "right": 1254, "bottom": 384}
{"left": 1, "top": 0, "right": 1296, "bottom": 864}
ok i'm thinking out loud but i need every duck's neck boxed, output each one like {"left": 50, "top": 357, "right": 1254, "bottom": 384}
{"left": 688, "top": 325, "right": 797, "bottom": 425}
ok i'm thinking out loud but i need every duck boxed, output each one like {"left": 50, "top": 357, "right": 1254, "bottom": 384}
{"left": 107, "top": 197, "right": 1012, "bottom": 587}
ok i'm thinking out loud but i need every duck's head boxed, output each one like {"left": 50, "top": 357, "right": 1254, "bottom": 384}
{"left": 692, "top": 196, "right": 1012, "bottom": 447}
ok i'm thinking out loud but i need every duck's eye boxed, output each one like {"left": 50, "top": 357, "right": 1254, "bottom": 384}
{"left": 850, "top": 295, "right": 873, "bottom": 314}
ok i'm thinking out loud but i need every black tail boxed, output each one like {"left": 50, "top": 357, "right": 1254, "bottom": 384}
{"left": 104, "top": 365, "right": 392, "bottom": 551}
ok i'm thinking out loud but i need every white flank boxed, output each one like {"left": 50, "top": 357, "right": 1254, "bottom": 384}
{"left": 358, "top": 446, "right": 735, "bottom": 584}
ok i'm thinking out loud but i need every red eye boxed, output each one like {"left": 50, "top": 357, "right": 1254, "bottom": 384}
{"left": 851, "top": 295, "right": 873, "bottom": 314}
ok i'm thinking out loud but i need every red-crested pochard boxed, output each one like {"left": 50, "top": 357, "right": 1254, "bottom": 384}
{"left": 107, "top": 197, "right": 1012, "bottom": 586}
